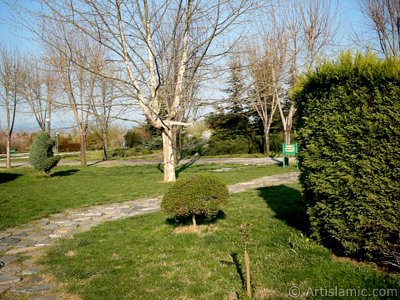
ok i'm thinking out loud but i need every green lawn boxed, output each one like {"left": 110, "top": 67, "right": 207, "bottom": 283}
{"left": 42, "top": 184, "right": 400, "bottom": 299}
{"left": 0, "top": 163, "right": 295, "bottom": 230}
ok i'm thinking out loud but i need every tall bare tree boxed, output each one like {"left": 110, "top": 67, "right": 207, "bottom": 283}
{"left": 0, "top": 47, "right": 24, "bottom": 168}
{"left": 45, "top": 22, "right": 101, "bottom": 166}
{"left": 32, "top": 0, "right": 253, "bottom": 182}
{"left": 22, "top": 57, "right": 57, "bottom": 133}
{"left": 280, "top": 0, "right": 338, "bottom": 144}
{"left": 87, "top": 54, "right": 120, "bottom": 161}
{"left": 246, "top": 13, "right": 288, "bottom": 154}
{"left": 359, "top": 0, "right": 400, "bottom": 57}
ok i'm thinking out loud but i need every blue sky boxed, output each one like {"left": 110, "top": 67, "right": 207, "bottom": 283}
{"left": 0, "top": 0, "right": 369, "bottom": 132}
{"left": 0, "top": 0, "right": 366, "bottom": 50}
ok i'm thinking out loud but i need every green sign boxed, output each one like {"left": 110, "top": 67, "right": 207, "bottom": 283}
{"left": 282, "top": 143, "right": 298, "bottom": 167}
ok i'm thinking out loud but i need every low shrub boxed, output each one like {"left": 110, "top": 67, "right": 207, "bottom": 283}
{"left": 111, "top": 147, "right": 138, "bottom": 158}
{"left": 202, "top": 137, "right": 259, "bottom": 156}
{"left": 58, "top": 143, "right": 81, "bottom": 153}
{"left": 29, "top": 131, "right": 61, "bottom": 175}
{"left": 180, "top": 137, "right": 207, "bottom": 157}
{"left": 145, "top": 136, "right": 163, "bottom": 150}
{"left": 140, "top": 149, "right": 153, "bottom": 156}
{"left": 161, "top": 173, "right": 229, "bottom": 226}
{"left": 125, "top": 129, "right": 148, "bottom": 148}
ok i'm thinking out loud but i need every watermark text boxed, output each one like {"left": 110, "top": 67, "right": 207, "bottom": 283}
{"left": 288, "top": 286, "right": 397, "bottom": 298}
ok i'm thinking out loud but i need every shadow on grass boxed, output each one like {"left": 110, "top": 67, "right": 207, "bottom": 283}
{"left": 230, "top": 252, "right": 245, "bottom": 289}
{"left": 0, "top": 173, "right": 22, "bottom": 184}
{"left": 156, "top": 155, "right": 201, "bottom": 177}
{"left": 51, "top": 169, "right": 80, "bottom": 177}
{"left": 176, "top": 156, "right": 200, "bottom": 178}
{"left": 257, "top": 185, "right": 309, "bottom": 233}
{"left": 157, "top": 162, "right": 164, "bottom": 175}
{"left": 165, "top": 210, "right": 226, "bottom": 227}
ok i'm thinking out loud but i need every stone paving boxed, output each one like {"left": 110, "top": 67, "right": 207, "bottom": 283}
{"left": 0, "top": 156, "right": 296, "bottom": 168}
{"left": 0, "top": 172, "right": 299, "bottom": 300}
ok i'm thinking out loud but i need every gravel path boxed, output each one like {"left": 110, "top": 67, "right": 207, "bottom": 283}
{"left": 0, "top": 156, "right": 296, "bottom": 168}
{"left": 0, "top": 172, "right": 299, "bottom": 299}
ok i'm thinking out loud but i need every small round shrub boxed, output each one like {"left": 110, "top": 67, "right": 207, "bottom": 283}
{"left": 161, "top": 173, "right": 229, "bottom": 226}
{"left": 29, "top": 131, "right": 61, "bottom": 175}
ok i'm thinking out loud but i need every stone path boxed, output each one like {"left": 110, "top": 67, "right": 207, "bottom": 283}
{"left": 0, "top": 156, "right": 296, "bottom": 168}
{"left": 0, "top": 172, "right": 299, "bottom": 300}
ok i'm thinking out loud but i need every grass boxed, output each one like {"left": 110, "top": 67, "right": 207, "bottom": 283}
{"left": 0, "top": 163, "right": 296, "bottom": 230}
{"left": 57, "top": 149, "right": 164, "bottom": 161}
{"left": 42, "top": 184, "right": 400, "bottom": 299}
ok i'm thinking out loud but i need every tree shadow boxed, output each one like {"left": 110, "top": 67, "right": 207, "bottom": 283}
{"left": 257, "top": 185, "right": 309, "bottom": 233}
{"left": 271, "top": 157, "right": 283, "bottom": 166}
{"left": 0, "top": 173, "right": 22, "bottom": 184}
{"left": 51, "top": 169, "right": 80, "bottom": 177}
{"left": 231, "top": 252, "right": 245, "bottom": 289}
{"left": 88, "top": 160, "right": 103, "bottom": 166}
{"left": 156, "top": 155, "right": 201, "bottom": 177}
{"left": 165, "top": 210, "right": 226, "bottom": 227}
{"left": 176, "top": 155, "right": 200, "bottom": 177}
{"left": 157, "top": 162, "right": 164, "bottom": 174}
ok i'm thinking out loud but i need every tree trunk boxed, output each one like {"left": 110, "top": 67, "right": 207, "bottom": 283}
{"left": 264, "top": 123, "right": 270, "bottom": 155}
{"left": 284, "top": 129, "right": 291, "bottom": 145}
{"left": 6, "top": 136, "right": 11, "bottom": 169}
{"left": 244, "top": 247, "right": 252, "bottom": 298}
{"left": 176, "top": 126, "right": 182, "bottom": 163}
{"left": 162, "top": 127, "right": 177, "bottom": 182}
{"left": 46, "top": 116, "right": 51, "bottom": 135}
{"left": 192, "top": 215, "right": 197, "bottom": 228}
{"left": 102, "top": 127, "right": 109, "bottom": 161}
{"left": 47, "top": 87, "right": 52, "bottom": 135}
{"left": 80, "top": 132, "right": 87, "bottom": 166}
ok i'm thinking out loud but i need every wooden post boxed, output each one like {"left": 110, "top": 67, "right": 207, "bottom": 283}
{"left": 240, "top": 223, "right": 252, "bottom": 298}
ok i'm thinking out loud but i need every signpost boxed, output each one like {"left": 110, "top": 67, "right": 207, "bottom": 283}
{"left": 282, "top": 143, "right": 298, "bottom": 167}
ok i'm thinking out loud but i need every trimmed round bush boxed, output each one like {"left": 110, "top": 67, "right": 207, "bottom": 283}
{"left": 292, "top": 52, "right": 400, "bottom": 269}
{"left": 161, "top": 173, "right": 229, "bottom": 226}
{"left": 29, "top": 131, "right": 61, "bottom": 175}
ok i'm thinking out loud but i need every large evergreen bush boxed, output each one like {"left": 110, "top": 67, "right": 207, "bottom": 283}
{"left": 29, "top": 131, "right": 61, "bottom": 175}
{"left": 161, "top": 173, "right": 229, "bottom": 226}
{"left": 292, "top": 52, "right": 400, "bottom": 270}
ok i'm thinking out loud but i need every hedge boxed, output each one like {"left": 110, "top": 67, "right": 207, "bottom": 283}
{"left": 292, "top": 52, "right": 400, "bottom": 270}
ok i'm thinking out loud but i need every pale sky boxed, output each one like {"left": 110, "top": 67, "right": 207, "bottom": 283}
{"left": 0, "top": 0, "right": 372, "bottom": 132}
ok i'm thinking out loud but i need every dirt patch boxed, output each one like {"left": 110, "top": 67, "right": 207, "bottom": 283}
{"left": 65, "top": 250, "right": 76, "bottom": 257}
{"left": 255, "top": 287, "right": 284, "bottom": 299}
{"left": 173, "top": 224, "right": 218, "bottom": 235}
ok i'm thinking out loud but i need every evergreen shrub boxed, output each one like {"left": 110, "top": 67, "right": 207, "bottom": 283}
{"left": 202, "top": 137, "right": 259, "bottom": 156}
{"left": 29, "top": 131, "right": 61, "bottom": 175}
{"left": 161, "top": 173, "right": 229, "bottom": 225}
{"left": 292, "top": 52, "right": 400, "bottom": 269}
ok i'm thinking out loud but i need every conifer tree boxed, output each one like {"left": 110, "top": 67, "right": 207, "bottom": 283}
{"left": 29, "top": 131, "right": 60, "bottom": 176}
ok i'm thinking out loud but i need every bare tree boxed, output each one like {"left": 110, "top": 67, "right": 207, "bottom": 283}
{"left": 31, "top": 0, "right": 253, "bottom": 182}
{"left": 243, "top": 0, "right": 337, "bottom": 150}
{"left": 359, "top": 0, "right": 400, "bottom": 57}
{"left": 87, "top": 54, "right": 121, "bottom": 161}
{"left": 245, "top": 13, "right": 288, "bottom": 154}
{"left": 0, "top": 47, "right": 24, "bottom": 168}
{"left": 45, "top": 23, "right": 101, "bottom": 166}
{"left": 279, "top": 0, "right": 338, "bottom": 144}
{"left": 22, "top": 57, "right": 57, "bottom": 133}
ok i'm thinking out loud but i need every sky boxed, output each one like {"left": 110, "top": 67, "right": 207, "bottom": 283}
{"left": 0, "top": 0, "right": 369, "bottom": 132}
